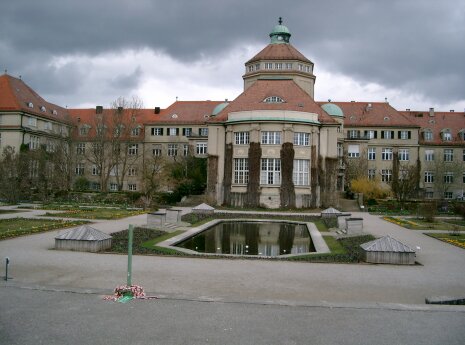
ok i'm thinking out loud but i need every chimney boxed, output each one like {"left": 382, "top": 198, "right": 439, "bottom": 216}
{"left": 366, "top": 103, "right": 372, "bottom": 111}
{"left": 154, "top": 107, "right": 160, "bottom": 114}
{"left": 95, "top": 105, "right": 103, "bottom": 114}
{"left": 429, "top": 107, "right": 434, "bottom": 117}
{"left": 117, "top": 106, "right": 123, "bottom": 113}
{"left": 450, "top": 110, "right": 455, "bottom": 112}
{"left": 406, "top": 108, "right": 410, "bottom": 111}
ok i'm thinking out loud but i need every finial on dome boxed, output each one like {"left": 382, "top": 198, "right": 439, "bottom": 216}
{"left": 278, "top": 17, "right": 283, "bottom": 25}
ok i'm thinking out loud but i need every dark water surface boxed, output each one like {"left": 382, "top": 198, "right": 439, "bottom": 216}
{"left": 176, "top": 221, "right": 315, "bottom": 256}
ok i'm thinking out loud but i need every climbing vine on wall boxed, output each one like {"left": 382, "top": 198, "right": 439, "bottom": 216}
{"left": 246, "top": 142, "right": 261, "bottom": 207}
{"left": 280, "top": 142, "right": 295, "bottom": 208}
{"left": 223, "top": 143, "right": 233, "bottom": 205}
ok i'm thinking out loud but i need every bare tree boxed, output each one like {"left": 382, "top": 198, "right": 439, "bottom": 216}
{"left": 84, "top": 96, "right": 144, "bottom": 192}
{"left": 391, "top": 153, "right": 420, "bottom": 206}
{"left": 111, "top": 97, "right": 144, "bottom": 191}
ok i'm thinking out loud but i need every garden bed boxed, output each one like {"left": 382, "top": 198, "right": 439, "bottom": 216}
{"left": 41, "top": 207, "right": 146, "bottom": 220}
{"left": 383, "top": 216, "right": 465, "bottom": 231}
{"left": 425, "top": 233, "right": 465, "bottom": 249}
{"left": 0, "top": 218, "right": 89, "bottom": 240}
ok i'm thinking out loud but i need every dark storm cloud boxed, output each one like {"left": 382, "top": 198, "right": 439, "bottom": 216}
{"left": 1, "top": 0, "right": 464, "bottom": 106}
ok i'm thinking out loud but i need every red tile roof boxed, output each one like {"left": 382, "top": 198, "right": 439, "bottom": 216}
{"left": 0, "top": 74, "right": 71, "bottom": 124}
{"left": 401, "top": 110, "right": 465, "bottom": 146}
{"left": 144, "top": 101, "right": 223, "bottom": 125}
{"left": 211, "top": 79, "right": 337, "bottom": 124}
{"left": 326, "top": 101, "right": 419, "bottom": 128}
{"left": 246, "top": 44, "right": 312, "bottom": 64}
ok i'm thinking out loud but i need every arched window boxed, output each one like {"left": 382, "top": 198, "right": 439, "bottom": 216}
{"left": 263, "top": 96, "right": 284, "bottom": 103}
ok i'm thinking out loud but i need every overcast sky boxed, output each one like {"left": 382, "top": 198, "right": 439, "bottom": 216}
{"left": 1, "top": 0, "right": 464, "bottom": 112}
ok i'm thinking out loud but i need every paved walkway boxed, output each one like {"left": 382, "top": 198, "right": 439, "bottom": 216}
{"left": 1, "top": 206, "right": 465, "bottom": 306}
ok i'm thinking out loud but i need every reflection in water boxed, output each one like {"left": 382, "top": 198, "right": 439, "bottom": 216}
{"left": 176, "top": 222, "right": 315, "bottom": 256}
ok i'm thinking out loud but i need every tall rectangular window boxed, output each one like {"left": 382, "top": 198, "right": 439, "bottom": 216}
{"left": 275, "top": 63, "right": 283, "bottom": 69}
{"left": 128, "top": 144, "right": 138, "bottom": 155}
{"left": 367, "top": 147, "right": 376, "bottom": 160}
{"left": 182, "top": 128, "right": 192, "bottom": 136}
{"left": 183, "top": 144, "right": 189, "bottom": 156}
{"left": 168, "top": 128, "right": 178, "bottom": 136}
{"left": 29, "top": 136, "right": 40, "bottom": 150}
{"left": 444, "top": 172, "right": 454, "bottom": 184}
{"left": 293, "top": 159, "right": 309, "bottom": 186}
{"left": 261, "top": 131, "right": 281, "bottom": 145}
{"left": 260, "top": 158, "right": 281, "bottom": 185}
{"left": 348, "top": 145, "right": 360, "bottom": 158}
{"left": 128, "top": 167, "right": 137, "bottom": 176}
{"left": 265, "top": 63, "right": 273, "bottom": 69}
{"left": 398, "top": 149, "right": 410, "bottom": 161}
{"left": 368, "top": 169, "right": 376, "bottom": 180}
{"left": 168, "top": 144, "right": 178, "bottom": 156}
{"left": 196, "top": 142, "right": 207, "bottom": 155}
{"left": 444, "top": 149, "right": 453, "bottom": 162}
{"left": 235, "top": 132, "right": 250, "bottom": 145}
{"left": 285, "top": 63, "right": 292, "bottom": 69}
{"left": 76, "top": 143, "right": 85, "bottom": 155}
{"left": 425, "top": 149, "right": 434, "bottom": 161}
{"left": 294, "top": 132, "right": 310, "bottom": 146}
{"left": 424, "top": 171, "right": 434, "bottom": 183}
{"left": 381, "top": 169, "right": 392, "bottom": 182}
{"left": 382, "top": 148, "right": 393, "bottom": 160}
{"left": 75, "top": 163, "right": 85, "bottom": 176}
{"left": 234, "top": 158, "right": 249, "bottom": 184}
{"left": 92, "top": 165, "right": 101, "bottom": 176}
{"left": 152, "top": 144, "right": 162, "bottom": 156}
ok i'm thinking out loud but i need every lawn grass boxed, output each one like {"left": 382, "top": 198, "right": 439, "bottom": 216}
{"left": 322, "top": 235, "right": 346, "bottom": 254}
{"left": 0, "top": 218, "right": 89, "bottom": 240}
{"left": 42, "top": 208, "right": 146, "bottom": 220}
{"left": 140, "top": 230, "right": 185, "bottom": 255}
{"left": 314, "top": 219, "right": 329, "bottom": 232}
{"left": 108, "top": 227, "right": 188, "bottom": 256}
{"left": 425, "top": 233, "right": 465, "bottom": 249}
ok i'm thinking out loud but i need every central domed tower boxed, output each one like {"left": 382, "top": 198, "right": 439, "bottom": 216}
{"left": 243, "top": 18, "right": 316, "bottom": 98}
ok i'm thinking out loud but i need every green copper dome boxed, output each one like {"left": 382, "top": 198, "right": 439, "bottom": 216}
{"left": 321, "top": 103, "right": 344, "bottom": 117}
{"left": 270, "top": 17, "right": 291, "bottom": 44}
{"left": 212, "top": 102, "right": 229, "bottom": 116}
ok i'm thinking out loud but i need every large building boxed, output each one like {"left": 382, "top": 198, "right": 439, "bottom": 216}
{"left": 1, "top": 20, "right": 464, "bottom": 207}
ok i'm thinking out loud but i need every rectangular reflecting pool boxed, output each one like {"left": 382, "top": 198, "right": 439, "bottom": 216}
{"left": 175, "top": 221, "right": 315, "bottom": 257}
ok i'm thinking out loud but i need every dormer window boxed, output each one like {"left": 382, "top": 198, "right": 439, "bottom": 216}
{"left": 459, "top": 130, "right": 465, "bottom": 141}
{"left": 423, "top": 129, "right": 433, "bottom": 141}
{"left": 441, "top": 129, "right": 452, "bottom": 141}
{"left": 171, "top": 114, "right": 178, "bottom": 119}
{"left": 52, "top": 109, "right": 58, "bottom": 115}
{"left": 40, "top": 106, "right": 46, "bottom": 112}
{"left": 27, "top": 102, "right": 34, "bottom": 108}
{"left": 79, "top": 125, "right": 90, "bottom": 136}
{"left": 263, "top": 96, "right": 284, "bottom": 103}
{"left": 131, "top": 126, "right": 141, "bottom": 136}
